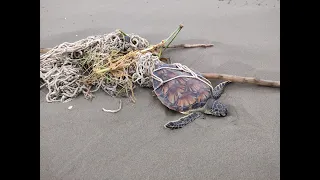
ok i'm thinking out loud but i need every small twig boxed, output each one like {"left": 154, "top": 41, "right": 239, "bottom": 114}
{"left": 201, "top": 73, "right": 280, "bottom": 88}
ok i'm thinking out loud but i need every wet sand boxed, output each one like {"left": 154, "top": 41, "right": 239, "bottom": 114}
{"left": 40, "top": 0, "right": 280, "bottom": 179}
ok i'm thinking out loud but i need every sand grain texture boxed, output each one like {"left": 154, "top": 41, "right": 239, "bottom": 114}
{"left": 40, "top": 0, "right": 280, "bottom": 179}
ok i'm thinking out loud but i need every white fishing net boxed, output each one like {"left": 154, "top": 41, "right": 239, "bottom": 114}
{"left": 40, "top": 30, "right": 161, "bottom": 103}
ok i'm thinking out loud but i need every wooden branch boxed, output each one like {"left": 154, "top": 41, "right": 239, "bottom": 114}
{"left": 40, "top": 43, "right": 214, "bottom": 54}
{"left": 168, "top": 44, "right": 213, "bottom": 48}
{"left": 201, "top": 73, "right": 280, "bottom": 88}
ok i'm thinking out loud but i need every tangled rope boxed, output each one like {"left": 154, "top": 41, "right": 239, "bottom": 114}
{"left": 133, "top": 52, "right": 162, "bottom": 88}
{"left": 40, "top": 30, "right": 154, "bottom": 103}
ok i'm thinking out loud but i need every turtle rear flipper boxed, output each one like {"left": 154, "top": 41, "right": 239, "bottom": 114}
{"left": 212, "top": 81, "right": 232, "bottom": 99}
{"left": 164, "top": 112, "right": 203, "bottom": 129}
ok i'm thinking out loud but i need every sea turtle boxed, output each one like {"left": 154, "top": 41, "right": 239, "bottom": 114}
{"left": 152, "top": 63, "right": 231, "bottom": 129}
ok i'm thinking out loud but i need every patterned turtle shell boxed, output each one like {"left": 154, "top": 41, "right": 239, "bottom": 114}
{"left": 152, "top": 63, "right": 213, "bottom": 112}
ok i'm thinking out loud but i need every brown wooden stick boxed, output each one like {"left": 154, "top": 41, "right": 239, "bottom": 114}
{"left": 201, "top": 73, "right": 280, "bottom": 88}
{"left": 168, "top": 44, "right": 214, "bottom": 48}
{"left": 40, "top": 43, "right": 214, "bottom": 54}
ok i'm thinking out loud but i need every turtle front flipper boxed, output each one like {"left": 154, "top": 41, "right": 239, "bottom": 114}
{"left": 164, "top": 112, "right": 203, "bottom": 129}
{"left": 212, "top": 81, "right": 232, "bottom": 99}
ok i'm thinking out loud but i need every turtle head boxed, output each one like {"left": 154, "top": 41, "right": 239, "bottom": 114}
{"left": 203, "top": 98, "right": 228, "bottom": 117}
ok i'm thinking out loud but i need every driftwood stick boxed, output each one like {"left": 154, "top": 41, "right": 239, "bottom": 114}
{"left": 40, "top": 43, "right": 214, "bottom": 54}
{"left": 201, "top": 73, "right": 280, "bottom": 88}
{"left": 168, "top": 44, "right": 214, "bottom": 48}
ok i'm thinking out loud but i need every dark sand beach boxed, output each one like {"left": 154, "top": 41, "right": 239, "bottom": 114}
{"left": 40, "top": 0, "right": 280, "bottom": 179}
